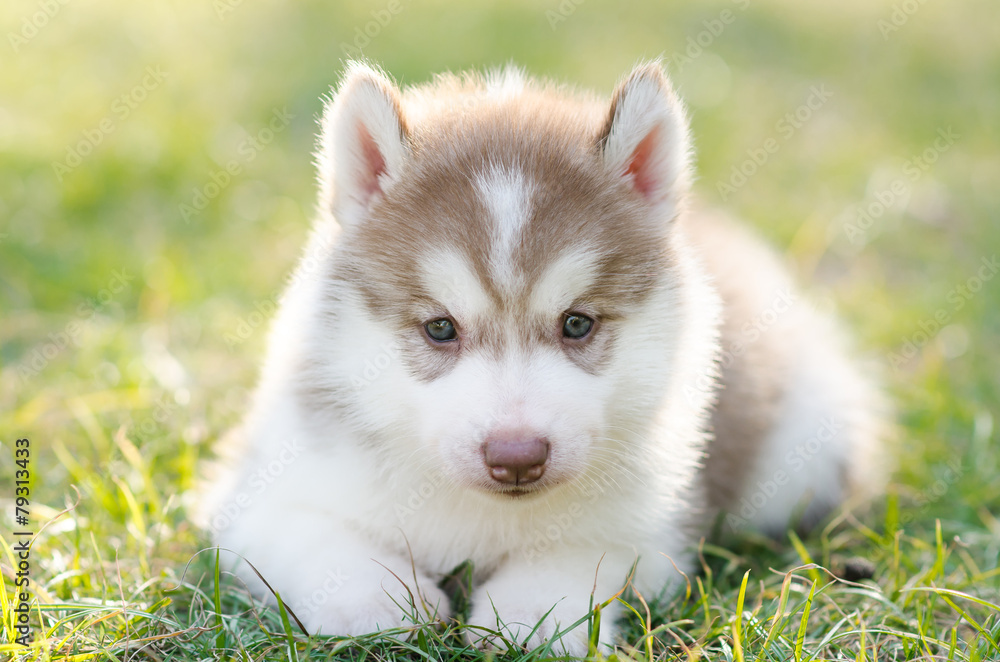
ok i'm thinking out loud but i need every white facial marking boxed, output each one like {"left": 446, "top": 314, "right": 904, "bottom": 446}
{"left": 476, "top": 165, "right": 533, "bottom": 289}
{"left": 419, "top": 247, "right": 492, "bottom": 320}
{"left": 529, "top": 249, "right": 602, "bottom": 316}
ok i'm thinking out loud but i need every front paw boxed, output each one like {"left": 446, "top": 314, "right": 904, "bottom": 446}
{"left": 466, "top": 592, "right": 603, "bottom": 656}
{"left": 295, "top": 575, "right": 451, "bottom": 637}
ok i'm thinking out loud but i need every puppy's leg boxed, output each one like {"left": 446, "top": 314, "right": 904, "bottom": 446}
{"left": 466, "top": 547, "right": 634, "bottom": 656}
{"left": 734, "top": 316, "right": 888, "bottom": 533}
{"left": 227, "top": 521, "right": 450, "bottom": 637}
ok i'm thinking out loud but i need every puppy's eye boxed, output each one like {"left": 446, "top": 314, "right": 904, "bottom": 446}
{"left": 424, "top": 318, "right": 458, "bottom": 343}
{"left": 562, "top": 313, "right": 594, "bottom": 340}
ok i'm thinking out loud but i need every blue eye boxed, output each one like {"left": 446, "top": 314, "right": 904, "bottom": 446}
{"left": 562, "top": 313, "right": 594, "bottom": 339}
{"left": 425, "top": 318, "right": 458, "bottom": 342}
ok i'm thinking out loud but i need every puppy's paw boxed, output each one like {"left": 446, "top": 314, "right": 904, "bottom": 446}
{"left": 296, "top": 576, "right": 451, "bottom": 637}
{"left": 465, "top": 592, "right": 597, "bottom": 657}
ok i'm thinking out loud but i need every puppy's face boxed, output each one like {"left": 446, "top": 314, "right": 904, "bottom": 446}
{"left": 308, "top": 63, "right": 691, "bottom": 497}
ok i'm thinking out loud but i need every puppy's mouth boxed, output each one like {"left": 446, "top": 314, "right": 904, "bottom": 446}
{"left": 491, "top": 479, "right": 564, "bottom": 499}
{"left": 500, "top": 486, "right": 539, "bottom": 498}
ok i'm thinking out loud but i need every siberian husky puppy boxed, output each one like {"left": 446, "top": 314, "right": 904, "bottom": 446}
{"left": 201, "top": 60, "right": 887, "bottom": 655}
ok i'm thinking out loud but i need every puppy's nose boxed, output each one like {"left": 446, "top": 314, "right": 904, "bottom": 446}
{"left": 483, "top": 433, "right": 549, "bottom": 486}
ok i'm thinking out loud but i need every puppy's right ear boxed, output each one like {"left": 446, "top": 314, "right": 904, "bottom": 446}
{"left": 317, "top": 61, "right": 409, "bottom": 228}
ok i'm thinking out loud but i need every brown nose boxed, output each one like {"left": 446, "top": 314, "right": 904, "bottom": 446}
{"left": 483, "top": 433, "right": 549, "bottom": 486}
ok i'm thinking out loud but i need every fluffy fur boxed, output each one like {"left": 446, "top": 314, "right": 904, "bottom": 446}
{"left": 199, "top": 60, "right": 888, "bottom": 655}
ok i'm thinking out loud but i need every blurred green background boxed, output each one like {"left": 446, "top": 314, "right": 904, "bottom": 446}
{"left": 0, "top": 0, "right": 998, "bottom": 642}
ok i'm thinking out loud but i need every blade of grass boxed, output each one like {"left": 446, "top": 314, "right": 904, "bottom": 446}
{"left": 794, "top": 580, "right": 816, "bottom": 662}
{"left": 900, "top": 587, "right": 1000, "bottom": 613}
{"left": 758, "top": 569, "right": 793, "bottom": 661}
{"left": 275, "top": 592, "right": 300, "bottom": 662}
{"left": 787, "top": 531, "right": 821, "bottom": 585}
{"left": 937, "top": 594, "right": 1000, "bottom": 655}
{"left": 732, "top": 570, "right": 750, "bottom": 662}
{"left": 213, "top": 548, "right": 225, "bottom": 652}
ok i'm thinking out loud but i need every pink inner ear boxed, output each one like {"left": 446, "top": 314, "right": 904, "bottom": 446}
{"left": 625, "top": 126, "right": 662, "bottom": 200}
{"left": 356, "top": 121, "right": 387, "bottom": 202}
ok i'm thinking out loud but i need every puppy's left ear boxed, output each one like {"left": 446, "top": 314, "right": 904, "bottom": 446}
{"left": 599, "top": 62, "right": 691, "bottom": 218}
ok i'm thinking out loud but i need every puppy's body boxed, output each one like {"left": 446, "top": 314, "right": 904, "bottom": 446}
{"left": 202, "top": 62, "right": 886, "bottom": 653}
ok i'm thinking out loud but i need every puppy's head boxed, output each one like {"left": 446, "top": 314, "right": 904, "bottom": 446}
{"left": 307, "top": 61, "right": 695, "bottom": 498}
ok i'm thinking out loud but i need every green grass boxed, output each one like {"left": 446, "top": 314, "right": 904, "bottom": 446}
{"left": 1, "top": 0, "right": 998, "bottom": 659}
